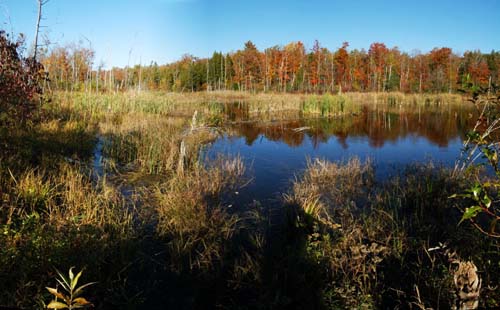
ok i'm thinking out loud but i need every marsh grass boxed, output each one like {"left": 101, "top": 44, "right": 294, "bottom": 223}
{"left": 0, "top": 90, "right": 493, "bottom": 309}
{"left": 99, "top": 112, "right": 219, "bottom": 175}
{"left": 284, "top": 158, "right": 499, "bottom": 308}
{"left": 49, "top": 91, "right": 464, "bottom": 126}
{"left": 347, "top": 91, "right": 464, "bottom": 106}
{"left": 301, "top": 93, "right": 360, "bottom": 117}
{"left": 0, "top": 162, "right": 134, "bottom": 308}
{"left": 285, "top": 158, "right": 388, "bottom": 307}
{"left": 155, "top": 157, "right": 246, "bottom": 272}
{"left": 0, "top": 96, "right": 139, "bottom": 307}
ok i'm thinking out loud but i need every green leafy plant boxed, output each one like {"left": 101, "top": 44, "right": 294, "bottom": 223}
{"left": 452, "top": 82, "right": 500, "bottom": 237}
{"left": 46, "top": 267, "right": 96, "bottom": 309}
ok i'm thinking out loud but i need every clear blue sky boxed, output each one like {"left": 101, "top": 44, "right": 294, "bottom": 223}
{"left": 1, "top": 0, "right": 499, "bottom": 68}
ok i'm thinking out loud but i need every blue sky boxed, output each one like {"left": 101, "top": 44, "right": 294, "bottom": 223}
{"left": 1, "top": 0, "right": 499, "bottom": 68}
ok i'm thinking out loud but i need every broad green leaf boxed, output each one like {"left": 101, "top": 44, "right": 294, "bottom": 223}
{"left": 471, "top": 184, "right": 481, "bottom": 198}
{"left": 483, "top": 194, "right": 492, "bottom": 208}
{"left": 47, "top": 301, "right": 69, "bottom": 309}
{"left": 459, "top": 205, "right": 483, "bottom": 224}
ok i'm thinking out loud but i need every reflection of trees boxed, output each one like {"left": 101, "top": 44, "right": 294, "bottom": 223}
{"left": 238, "top": 124, "right": 260, "bottom": 145}
{"left": 230, "top": 104, "right": 478, "bottom": 149}
{"left": 334, "top": 131, "right": 348, "bottom": 149}
{"left": 224, "top": 102, "right": 249, "bottom": 121}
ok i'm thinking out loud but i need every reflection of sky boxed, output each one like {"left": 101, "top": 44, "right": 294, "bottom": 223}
{"left": 207, "top": 133, "right": 465, "bottom": 205}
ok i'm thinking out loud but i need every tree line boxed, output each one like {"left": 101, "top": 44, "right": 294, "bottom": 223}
{"left": 40, "top": 40, "right": 500, "bottom": 94}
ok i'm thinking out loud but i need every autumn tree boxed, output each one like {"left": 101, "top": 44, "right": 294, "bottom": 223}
{"left": 333, "top": 42, "right": 350, "bottom": 92}
{"left": 350, "top": 48, "right": 369, "bottom": 91}
{"left": 284, "top": 41, "right": 305, "bottom": 92}
{"left": 309, "top": 40, "right": 323, "bottom": 92}
{"left": 485, "top": 50, "right": 500, "bottom": 86}
{"left": 428, "top": 47, "right": 452, "bottom": 92}
{"left": 462, "top": 51, "right": 491, "bottom": 89}
{"left": 37, "top": 38, "right": 500, "bottom": 95}
{"left": 0, "top": 31, "right": 44, "bottom": 127}
{"left": 368, "top": 42, "right": 389, "bottom": 92}
{"left": 240, "top": 41, "right": 263, "bottom": 92}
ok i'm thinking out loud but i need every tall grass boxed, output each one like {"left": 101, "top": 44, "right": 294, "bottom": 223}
{"left": 0, "top": 162, "right": 134, "bottom": 308}
{"left": 49, "top": 91, "right": 465, "bottom": 125}
{"left": 155, "top": 157, "right": 246, "bottom": 272}
{"left": 285, "top": 158, "right": 499, "bottom": 308}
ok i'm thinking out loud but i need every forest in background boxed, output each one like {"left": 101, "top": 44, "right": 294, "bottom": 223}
{"left": 39, "top": 40, "right": 500, "bottom": 94}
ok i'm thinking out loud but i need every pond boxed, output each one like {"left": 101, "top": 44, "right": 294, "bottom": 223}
{"left": 206, "top": 103, "right": 478, "bottom": 205}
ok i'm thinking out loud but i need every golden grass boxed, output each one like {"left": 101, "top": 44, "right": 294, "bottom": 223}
{"left": 155, "top": 156, "right": 246, "bottom": 271}
{"left": 48, "top": 90, "right": 466, "bottom": 126}
{"left": 3, "top": 163, "right": 132, "bottom": 232}
{"left": 285, "top": 158, "right": 390, "bottom": 307}
{"left": 288, "top": 157, "right": 374, "bottom": 212}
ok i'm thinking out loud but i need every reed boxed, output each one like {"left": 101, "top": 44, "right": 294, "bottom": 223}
{"left": 155, "top": 156, "right": 246, "bottom": 271}
{"left": 285, "top": 158, "right": 498, "bottom": 308}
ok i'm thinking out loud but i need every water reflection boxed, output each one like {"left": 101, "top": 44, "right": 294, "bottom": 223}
{"left": 226, "top": 104, "right": 477, "bottom": 149}
{"left": 207, "top": 103, "right": 478, "bottom": 204}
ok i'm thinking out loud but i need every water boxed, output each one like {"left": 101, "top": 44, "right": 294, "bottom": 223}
{"left": 206, "top": 103, "right": 478, "bottom": 204}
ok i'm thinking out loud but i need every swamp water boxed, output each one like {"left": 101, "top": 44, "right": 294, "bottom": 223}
{"left": 206, "top": 103, "right": 478, "bottom": 205}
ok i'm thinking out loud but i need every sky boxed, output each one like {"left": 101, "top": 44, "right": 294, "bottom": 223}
{"left": 1, "top": 0, "right": 499, "bottom": 69}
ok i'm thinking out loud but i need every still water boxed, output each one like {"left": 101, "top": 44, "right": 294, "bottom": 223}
{"left": 206, "top": 103, "right": 478, "bottom": 204}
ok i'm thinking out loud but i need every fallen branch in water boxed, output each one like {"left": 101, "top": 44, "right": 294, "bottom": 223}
{"left": 292, "top": 126, "right": 310, "bottom": 132}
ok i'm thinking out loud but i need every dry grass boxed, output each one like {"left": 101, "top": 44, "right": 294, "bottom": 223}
{"left": 288, "top": 157, "right": 374, "bottom": 211}
{"left": 347, "top": 91, "right": 464, "bottom": 106}
{"left": 285, "top": 158, "right": 499, "bottom": 308}
{"left": 155, "top": 157, "right": 246, "bottom": 272}
{"left": 49, "top": 91, "right": 466, "bottom": 126}
{"left": 3, "top": 162, "right": 132, "bottom": 233}
{"left": 285, "top": 157, "right": 389, "bottom": 307}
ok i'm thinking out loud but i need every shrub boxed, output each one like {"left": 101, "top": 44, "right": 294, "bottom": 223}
{"left": 0, "top": 31, "right": 45, "bottom": 127}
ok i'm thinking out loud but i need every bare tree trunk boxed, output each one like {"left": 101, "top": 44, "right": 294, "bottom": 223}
{"left": 33, "top": 0, "right": 46, "bottom": 61}
{"left": 224, "top": 54, "right": 227, "bottom": 90}
{"left": 264, "top": 50, "right": 268, "bottom": 92}
{"left": 388, "top": 64, "right": 392, "bottom": 91}
{"left": 206, "top": 58, "right": 209, "bottom": 92}
{"left": 488, "top": 76, "right": 492, "bottom": 97}
{"left": 138, "top": 59, "right": 142, "bottom": 92}
{"left": 331, "top": 53, "right": 334, "bottom": 92}
{"left": 219, "top": 53, "right": 223, "bottom": 91}
{"left": 399, "top": 63, "right": 404, "bottom": 91}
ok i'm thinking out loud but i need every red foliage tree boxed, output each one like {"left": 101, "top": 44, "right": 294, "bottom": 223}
{"left": 0, "top": 31, "right": 44, "bottom": 126}
{"left": 334, "top": 42, "right": 350, "bottom": 91}
{"left": 368, "top": 42, "right": 389, "bottom": 91}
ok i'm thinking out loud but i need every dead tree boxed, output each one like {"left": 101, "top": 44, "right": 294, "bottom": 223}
{"left": 33, "top": 0, "right": 49, "bottom": 60}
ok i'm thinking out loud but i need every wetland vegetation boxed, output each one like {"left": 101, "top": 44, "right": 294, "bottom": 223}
{"left": 2, "top": 87, "right": 499, "bottom": 309}
{"left": 1, "top": 16, "right": 500, "bottom": 309}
